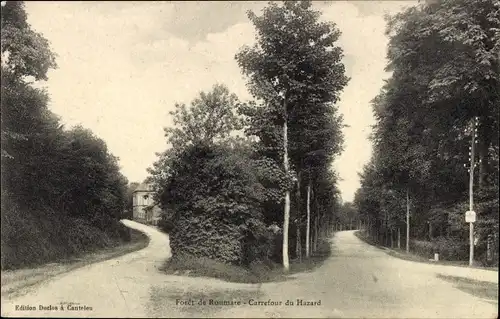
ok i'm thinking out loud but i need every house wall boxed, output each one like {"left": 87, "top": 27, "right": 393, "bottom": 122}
{"left": 132, "top": 191, "right": 161, "bottom": 225}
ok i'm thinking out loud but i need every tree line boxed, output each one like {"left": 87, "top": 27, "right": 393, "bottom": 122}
{"left": 354, "top": 0, "right": 499, "bottom": 265}
{"left": 148, "top": 1, "right": 348, "bottom": 270}
{"left": 1, "top": 1, "right": 130, "bottom": 269}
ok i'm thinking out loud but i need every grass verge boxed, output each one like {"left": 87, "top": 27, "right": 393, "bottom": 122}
{"left": 1, "top": 228, "right": 149, "bottom": 300}
{"left": 436, "top": 274, "right": 498, "bottom": 302}
{"left": 354, "top": 230, "right": 499, "bottom": 271}
{"left": 160, "top": 236, "right": 333, "bottom": 284}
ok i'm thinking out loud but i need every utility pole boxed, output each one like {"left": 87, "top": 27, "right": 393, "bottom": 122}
{"left": 406, "top": 189, "right": 410, "bottom": 253}
{"left": 467, "top": 117, "right": 478, "bottom": 267}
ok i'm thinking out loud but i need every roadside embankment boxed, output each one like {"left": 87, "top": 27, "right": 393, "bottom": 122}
{"left": 1, "top": 219, "right": 149, "bottom": 300}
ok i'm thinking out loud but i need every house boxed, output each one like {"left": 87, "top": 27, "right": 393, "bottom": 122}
{"left": 132, "top": 182, "right": 162, "bottom": 225}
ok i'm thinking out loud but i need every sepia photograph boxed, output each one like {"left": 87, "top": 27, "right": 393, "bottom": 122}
{"left": 1, "top": 0, "right": 499, "bottom": 318}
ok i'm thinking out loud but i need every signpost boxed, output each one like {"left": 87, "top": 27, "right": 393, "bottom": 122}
{"left": 465, "top": 210, "right": 476, "bottom": 223}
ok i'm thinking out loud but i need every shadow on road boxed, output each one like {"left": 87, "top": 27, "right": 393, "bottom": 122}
{"left": 147, "top": 285, "right": 262, "bottom": 317}
{"left": 436, "top": 274, "right": 499, "bottom": 303}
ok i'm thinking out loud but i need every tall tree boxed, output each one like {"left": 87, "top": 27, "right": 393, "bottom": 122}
{"left": 236, "top": 0, "right": 348, "bottom": 270}
{"left": 356, "top": 0, "right": 499, "bottom": 264}
{"left": 164, "top": 83, "right": 243, "bottom": 150}
{"left": 148, "top": 83, "right": 244, "bottom": 193}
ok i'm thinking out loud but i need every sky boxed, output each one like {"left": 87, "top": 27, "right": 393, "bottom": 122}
{"left": 25, "top": 0, "right": 415, "bottom": 202}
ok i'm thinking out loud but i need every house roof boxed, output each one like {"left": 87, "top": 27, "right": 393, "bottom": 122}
{"left": 133, "top": 182, "right": 153, "bottom": 193}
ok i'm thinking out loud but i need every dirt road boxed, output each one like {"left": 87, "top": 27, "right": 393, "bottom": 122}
{"left": 1, "top": 222, "right": 497, "bottom": 318}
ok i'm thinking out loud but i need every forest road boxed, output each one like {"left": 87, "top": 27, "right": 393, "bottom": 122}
{"left": 1, "top": 220, "right": 174, "bottom": 317}
{"left": 219, "top": 230, "right": 498, "bottom": 318}
{"left": 1, "top": 222, "right": 498, "bottom": 318}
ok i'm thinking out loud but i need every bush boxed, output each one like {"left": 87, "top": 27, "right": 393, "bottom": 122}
{"left": 170, "top": 214, "right": 244, "bottom": 264}
{"left": 160, "top": 237, "right": 332, "bottom": 284}
{"left": 1, "top": 205, "right": 130, "bottom": 270}
{"left": 155, "top": 143, "right": 283, "bottom": 265}
{"left": 411, "top": 240, "right": 435, "bottom": 258}
{"left": 433, "top": 236, "right": 469, "bottom": 260}
{"left": 411, "top": 237, "right": 468, "bottom": 261}
{"left": 158, "top": 210, "right": 175, "bottom": 233}
{"left": 241, "top": 225, "right": 280, "bottom": 265}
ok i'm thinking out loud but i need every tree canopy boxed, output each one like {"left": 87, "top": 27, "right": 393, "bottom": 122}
{"left": 355, "top": 0, "right": 499, "bottom": 265}
{"left": 1, "top": 1, "right": 130, "bottom": 269}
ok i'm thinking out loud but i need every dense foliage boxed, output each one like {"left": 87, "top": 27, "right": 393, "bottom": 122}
{"left": 148, "top": 84, "right": 287, "bottom": 265}
{"left": 354, "top": 0, "right": 499, "bottom": 265}
{"left": 149, "top": 1, "right": 348, "bottom": 271}
{"left": 1, "top": 1, "right": 130, "bottom": 269}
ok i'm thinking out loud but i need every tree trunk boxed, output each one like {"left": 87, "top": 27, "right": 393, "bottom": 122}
{"left": 318, "top": 214, "right": 322, "bottom": 240}
{"left": 312, "top": 217, "right": 316, "bottom": 253}
{"left": 397, "top": 227, "right": 401, "bottom": 249}
{"left": 309, "top": 229, "right": 313, "bottom": 254}
{"left": 295, "top": 172, "right": 302, "bottom": 261}
{"left": 314, "top": 214, "right": 319, "bottom": 252}
{"left": 313, "top": 190, "right": 319, "bottom": 252}
{"left": 282, "top": 96, "right": 290, "bottom": 272}
{"left": 367, "top": 218, "right": 371, "bottom": 237}
{"left": 406, "top": 188, "right": 410, "bottom": 253}
{"left": 368, "top": 217, "right": 373, "bottom": 239}
{"left": 296, "top": 225, "right": 302, "bottom": 262}
{"left": 295, "top": 224, "right": 300, "bottom": 260}
{"left": 306, "top": 179, "right": 311, "bottom": 258}
{"left": 326, "top": 215, "right": 330, "bottom": 237}
{"left": 370, "top": 219, "right": 373, "bottom": 239}
{"left": 324, "top": 215, "right": 327, "bottom": 237}
{"left": 390, "top": 228, "right": 394, "bottom": 248}
{"left": 326, "top": 216, "right": 329, "bottom": 237}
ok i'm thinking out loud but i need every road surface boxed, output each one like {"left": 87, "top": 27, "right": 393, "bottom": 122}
{"left": 1, "top": 221, "right": 497, "bottom": 318}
